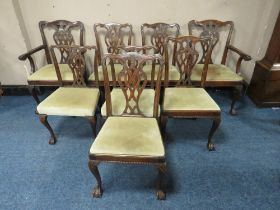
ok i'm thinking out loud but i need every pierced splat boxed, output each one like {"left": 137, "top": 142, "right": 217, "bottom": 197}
{"left": 188, "top": 20, "right": 234, "bottom": 64}
{"left": 94, "top": 23, "right": 132, "bottom": 62}
{"left": 141, "top": 23, "right": 180, "bottom": 56}
{"left": 102, "top": 53, "right": 164, "bottom": 117}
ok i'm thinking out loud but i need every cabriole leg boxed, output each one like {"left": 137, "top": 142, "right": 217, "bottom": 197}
{"left": 160, "top": 115, "right": 168, "bottom": 140}
{"left": 156, "top": 163, "right": 166, "bottom": 200}
{"left": 28, "top": 86, "right": 40, "bottom": 104}
{"left": 207, "top": 118, "right": 221, "bottom": 151}
{"left": 39, "top": 114, "right": 57, "bottom": 144}
{"left": 88, "top": 160, "right": 103, "bottom": 198}
{"left": 230, "top": 86, "right": 242, "bottom": 116}
{"left": 87, "top": 116, "right": 97, "bottom": 137}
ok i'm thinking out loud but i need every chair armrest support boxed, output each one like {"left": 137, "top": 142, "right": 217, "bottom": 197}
{"left": 18, "top": 44, "right": 47, "bottom": 74}
{"left": 227, "top": 45, "right": 252, "bottom": 74}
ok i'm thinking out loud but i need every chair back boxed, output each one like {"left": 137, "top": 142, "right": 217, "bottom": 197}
{"left": 102, "top": 52, "right": 164, "bottom": 118}
{"left": 188, "top": 19, "right": 233, "bottom": 64}
{"left": 39, "top": 20, "right": 84, "bottom": 64}
{"left": 165, "top": 36, "right": 213, "bottom": 87}
{"left": 50, "top": 45, "right": 98, "bottom": 87}
{"left": 94, "top": 23, "right": 133, "bottom": 63}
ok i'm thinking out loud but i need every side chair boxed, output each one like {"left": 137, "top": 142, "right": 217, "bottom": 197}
{"left": 88, "top": 23, "right": 133, "bottom": 87}
{"left": 36, "top": 45, "right": 99, "bottom": 144}
{"left": 18, "top": 20, "right": 85, "bottom": 104}
{"left": 88, "top": 52, "right": 167, "bottom": 200}
{"left": 188, "top": 19, "right": 252, "bottom": 115}
{"left": 161, "top": 36, "right": 221, "bottom": 151}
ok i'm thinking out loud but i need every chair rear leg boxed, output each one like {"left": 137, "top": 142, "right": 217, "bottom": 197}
{"left": 39, "top": 114, "right": 57, "bottom": 144}
{"left": 207, "top": 118, "right": 221, "bottom": 151}
{"left": 28, "top": 86, "right": 40, "bottom": 104}
{"left": 160, "top": 115, "right": 168, "bottom": 141}
{"left": 87, "top": 116, "right": 97, "bottom": 137}
{"left": 230, "top": 86, "right": 242, "bottom": 115}
{"left": 156, "top": 163, "right": 166, "bottom": 200}
{"left": 88, "top": 160, "right": 103, "bottom": 198}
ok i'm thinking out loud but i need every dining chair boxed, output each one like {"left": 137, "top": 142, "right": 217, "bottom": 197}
{"left": 18, "top": 20, "right": 85, "bottom": 103}
{"left": 188, "top": 19, "right": 251, "bottom": 115}
{"left": 88, "top": 52, "right": 167, "bottom": 199}
{"left": 161, "top": 36, "right": 221, "bottom": 151}
{"left": 36, "top": 45, "right": 99, "bottom": 144}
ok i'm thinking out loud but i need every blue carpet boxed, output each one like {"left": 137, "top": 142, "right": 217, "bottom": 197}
{"left": 0, "top": 90, "right": 280, "bottom": 210}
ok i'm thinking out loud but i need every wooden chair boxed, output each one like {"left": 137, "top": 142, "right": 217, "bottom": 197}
{"left": 161, "top": 36, "right": 221, "bottom": 151}
{"left": 188, "top": 19, "right": 251, "bottom": 115}
{"left": 0, "top": 82, "right": 3, "bottom": 96}
{"left": 88, "top": 23, "right": 133, "bottom": 87}
{"left": 37, "top": 45, "right": 99, "bottom": 144}
{"left": 18, "top": 20, "right": 85, "bottom": 104}
{"left": 141, "top": 23, "right": 181, "bottom": 83}
{"left": 88, "top": 52, "right": 166, "bottom": 199}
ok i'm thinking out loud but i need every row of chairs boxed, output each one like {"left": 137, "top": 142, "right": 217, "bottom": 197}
{"left": 34, "top": 35, "right": 220, "bottom": 199}
{"left": 18, "top": 20, "right": 251, "bottom": 115}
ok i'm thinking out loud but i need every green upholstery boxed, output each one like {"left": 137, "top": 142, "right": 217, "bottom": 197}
{"left": 37, "top": 87, "right": 99, "bottom": 116}
{"left": 89, "top": 117, "right": 164, "bottom": 157}
{"left": 191, "top": 64, "right": 243, "bottom": 82}
{"left": 163, "top": 87, "right": 220, "bottom": 111}
{"left": 88, "top": 64, "right": 180, "bottom": 82}
{"left": 101, "top": 88, "right": 159, "bottom": 117}
{"left": 28, "top": 64, "right": 73, "bottom": 81}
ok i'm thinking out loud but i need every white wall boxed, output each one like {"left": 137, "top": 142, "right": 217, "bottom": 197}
{"left": 0, "top": 0, "right": 279, "bottom": 85}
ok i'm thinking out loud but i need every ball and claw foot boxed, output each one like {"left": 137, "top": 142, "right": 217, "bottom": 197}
{"left": 156, "top": 190, "right": 166, "bottom": 200}
{"left": 207, "top": 143, "right": 215, "bottom": 151}
{"left": 48, "top": 137, "right": 57, "bottom": 145}
{"left": 92, "top": 186, "right": 103, "bottom": 198}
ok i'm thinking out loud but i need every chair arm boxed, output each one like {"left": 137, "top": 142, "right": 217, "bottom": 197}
{"left": 18, "top": 44, "right": 46, "bottom": 61}
{"left": 227, "top": 45, "right": 252, "bottom": 74}
{"left": 227, "top": 45, "right": 251, "bottom": 61}
{"left": 18, "top": 44, "right": 47, "bottom": 74}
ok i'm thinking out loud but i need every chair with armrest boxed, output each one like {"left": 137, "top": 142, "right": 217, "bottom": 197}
{"left": 188, "top": 19, "right": 251, "bottom": 115}
{"left": 141, "top": 22, "right": 181, "bottom": 84}
{"left": 88, "top": 52, "right": 166, "bottom": 199}
{"left": 36, "top": 45, "right": 99, "bottom": 144}
{"left": 88, "top": 23, "right": 133, "bottom": 87}
{"left": 18, "top": 20, "right": 84, "bottom": 104}
{"left": 161, "top": 36, "right": 221, "bottom": 151}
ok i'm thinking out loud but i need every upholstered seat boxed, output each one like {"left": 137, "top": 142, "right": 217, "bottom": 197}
{"left": 90, "top": 117, "right": 164, "bottom": 157}
{"left": 163, "top": 88, "right": 220, "bottom": 112}
{"left": 191, "top": 64, "right": 243, "bottom": 82}
{"left": 28, "top": 64, "right": 73, "bottom": 81}
{"left": 88, "top": 64, "right": 180, "bottom": 82}
{"left": 37, "top": 87, "right": 99, "bottom": 116}
{"left": 101, "top": 88, "right": 159, "bottom": 117}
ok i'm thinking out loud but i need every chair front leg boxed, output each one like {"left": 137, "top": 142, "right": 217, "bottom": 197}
{"left": 160, "top": 115, "right": 168, "bottom": 141}
{"left": 230, "top": 85, "right": 243, "bottom": 116}
{"left": 28, "top": 86, "right": 40, "bottom": 104}
{"left": 207, "top": 117, "right": 221, "bottom": 151}
{"left": 39, "top": 114, "right": 57, "bottom": 144}
{"left": 156, "top": 163, "right": 166, "bottom": 200}
{"left": 87, "top": 116, "right": 97, "bottom": 137}
{"left": 88, "top": 160, "right": 103, "bottom": 198}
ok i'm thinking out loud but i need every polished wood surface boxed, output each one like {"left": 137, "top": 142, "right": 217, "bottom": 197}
{"left": 248, "top": 12, "right": 280, "bottom": 107}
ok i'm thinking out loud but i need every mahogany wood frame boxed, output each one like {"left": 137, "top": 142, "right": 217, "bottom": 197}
{"left": 188, "top": 19, "right": 251, "bottom": 115}
{"left": 161, "top": 36, "right": 221, "bottom": 151}
{"left": 38, "top": 45, "right": 98, "bottom": 145}
{"left": 89, "top": 52, "right": 167, "bottom": 200}
{"left": 18, "top": 20, "right": 85, "bottom": 104}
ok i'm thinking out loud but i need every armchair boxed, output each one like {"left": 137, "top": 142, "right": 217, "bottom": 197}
{"left": 88, "top": 52, "right": 166, "bottom": 199}
{"left": 188, "top": 19, "right": 251, "bottom": 115}
{"left": 161, "top": 36, "right": 221, "bottom": 151}
{"left": 36, "top": 45, "right": 99, "bottom": 144}
{"left": 18, "top": 20, "right": 84, "bottom": 103}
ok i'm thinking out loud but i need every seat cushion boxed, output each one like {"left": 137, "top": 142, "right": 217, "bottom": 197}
{"left": 101, "top": 88, "right": 159, "bottom": 117}
{"left": 191, "top": 64, "right": 243, "bottom": 82}
{"left": 28, "top": 64, "right": 73, "bottom": 81}
{"left": 89, "top": 117, "right": 164, "bottom": 157}
{"left": 88, "top": 64, "right": 180, "bottom": 82}
{"left": 163, "top": 87, "right": 220, "bottom": 111}
{"left": 37, "top": 87, "right": 99, "bottom": 116}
